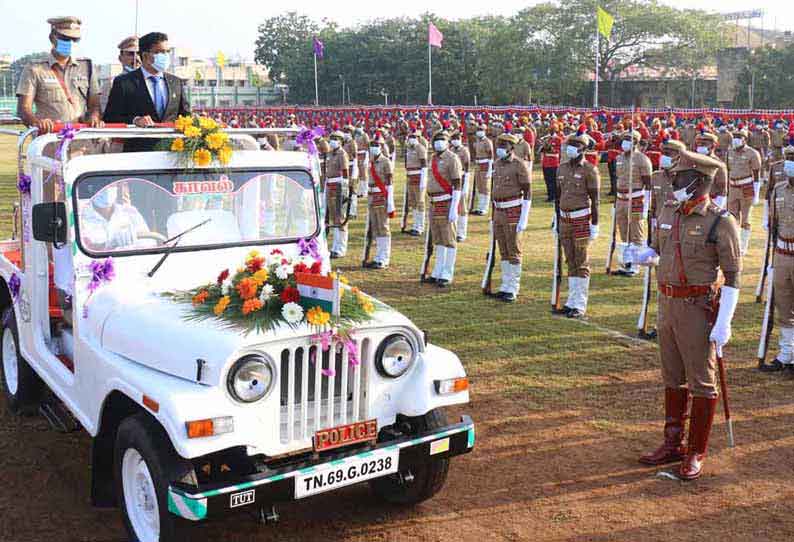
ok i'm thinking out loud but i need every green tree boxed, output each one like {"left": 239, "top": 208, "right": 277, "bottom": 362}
{"left": 735, "top": 45, "right": 794, "bottom": 109}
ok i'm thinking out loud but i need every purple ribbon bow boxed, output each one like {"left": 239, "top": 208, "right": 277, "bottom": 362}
{"left": 8, "top": 273, "right": 20, "bottom": 303}
{"left": 56, "top": 123, "right": 77, "bottom": 158}
{"left": 296, "top": 126, "right": 325, "bottom": 156}
{"left": 298, "top": 237, "right": 321, "bottom": 260}
{"left": 88, "top": 258, "right": 115, "bottom": 293}
{"left": 17, "top": 174, "right": 31, "bottom": 195}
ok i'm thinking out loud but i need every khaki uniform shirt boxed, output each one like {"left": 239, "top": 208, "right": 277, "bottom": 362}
{"left": 474, "top": 137, "right": 493, "bottom": 160}
{"left": 465, "top": 120, "right": 478, "bottom": 137}
{"left": 492, "top": 155, "right": 531, "bottom": 201}
{"left": 325, "top": 148, "right": 349, "bottom": 179}
{"left": 769, "top": 161, "right": 787, "bottom": 193}
{"left": 385, "top": 134, "right": 397, "bottom": 156}
{"left": 650, "top": 169, "right": 676, "bottom": 219}
{"left": 430, "top": 120, "right": 443, "bottom": 136}
{"left": 717, "top": 132, "right": 733, "bottom": 154}
{"left": 771, "top": 179, "right": 794, "bottom": 240}
{"left": 748, "top": 130, "right": 770, "bottom": 152}
{"left": 711, "top": 156, "right": 728, "bottom": 197}
{"left": 354, "top": 133, "right": 370, "bottom": 161}
{"left": 405, "top": 143, "right": 427, "bottom": 170}
{"left": 728, "top": 145, "right": 761, "bottom": 179}
{"left": 616, "top": 151, "right": 652, "bottom": 192}
{"left": 451, "top": 144, "right": 470, "bottom": 172}
{"left": 771, "top": 129, "right": 787, "bottom": 149}
{"left": 514, "top": 139, "right": 534, "bottom": 163}
{"left": 652, "top": 200, "right": 741, "bottom": 286}
{"left": 428, "top": 150, "right": 462, "bottom": 196}
{"left": 369, "top": 153, "right": 393, "bottom": 206}
{"left": 343, "top": 139, "right": 358, "bottom": 164}
{"left": 16, "top": 53, "right": 99, "bottom": 123}
{"left": 557, "top": 159, "right": 599, "bottom": 212}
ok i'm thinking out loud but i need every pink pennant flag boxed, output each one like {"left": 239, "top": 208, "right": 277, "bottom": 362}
{"left": 428, "top": 22, "right": 443, "bottom": 48}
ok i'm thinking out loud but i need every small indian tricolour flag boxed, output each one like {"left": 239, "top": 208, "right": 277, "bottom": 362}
{"left": 296, "top": 273, "right": 339, "bottom": 317}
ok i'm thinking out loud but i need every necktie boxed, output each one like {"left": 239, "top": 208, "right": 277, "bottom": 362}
{"left": 149, "top": 75, "right": 165, "bottom": 119}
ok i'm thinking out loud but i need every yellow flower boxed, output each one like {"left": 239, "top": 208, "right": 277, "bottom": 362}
{"left": 247, "top": 250, "right": 261, "bottom": 260}
{"left": 217, "top": 145, "right": 233, "bottom": 165}
{"left": 205, "top": 131, "right": 228, "bottom": 150}
{"left": 251, "top": 269, "right": 269, "bottom": 285}
{"left": 193, "top": 148, "right": 212, "bottom": 167}
{"left": 199, "top": 116, "right": 217, "bottom": 131}
{"left": 329, "top": 272, "right": 337, "bottom": 280}
{"left": 361, "top": 300, "right": 375, "bottom": 315}
{"left": 170, "top": 138, "right": 184, "bottom": 152}
{"left": 213, "top": 296, "right": 230, "bottom": 316}
{"left": 306, "top": 306, "right": 331, "bottom": 326}
{"left": 184, "top": 126, "right": 202, "bottom": 138}
{"left": 174, "top": 115, "right": 192, "bottom": 132}
{"left": 339, "top": 276, "right": 349, "bottom": 285}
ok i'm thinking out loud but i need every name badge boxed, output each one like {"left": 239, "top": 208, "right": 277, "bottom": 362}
{"left": 660, "top": 223, "right": 672, "bottom": 230}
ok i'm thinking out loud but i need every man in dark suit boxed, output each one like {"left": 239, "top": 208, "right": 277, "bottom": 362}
{"left": 103, "top": 31, "right": 190, "bottom": 151}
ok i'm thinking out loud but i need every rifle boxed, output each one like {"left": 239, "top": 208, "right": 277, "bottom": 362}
{"left": 482, "top": 215, "right": 496, "bottom": 295}
{"left": 758, "top": 226, "right": 777, "bottom": 369}
{"left": 606, "top": 201, "right": 617, "bottom": 274}
{"left": 637, "top": 190, "right": 656, "bottom": 339}
{"left": 401, "top": 172, "right": 410, "bottom": 233}
{"left": 550, "top": 204, "right": 563, "bottom": 312}
{"left": 756, "top": 209, "right": 773, "bottom": 303}
{"left": 362, "top": 205, "right": 373, "bottom": 267}
{"left": 715, "top": 344, "right": 736, "bottom": 448}
{"left": 420, "top": 210, "right": 434, "bottom": 282}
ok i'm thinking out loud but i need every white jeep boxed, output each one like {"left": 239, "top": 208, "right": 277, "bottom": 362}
{"left": 0, "top": 125, "right": 474, "bottom": 542}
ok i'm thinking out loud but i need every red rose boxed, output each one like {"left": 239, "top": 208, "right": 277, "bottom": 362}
{"left": 216, "top": 268, "right": 230, "bottom": 285}
{"left": 293, "top": 263, "right": 308, "bottom": 274}
{"left": 310, "top": 261, "right": 322, "bottom": 274}
{"left": 246, "top": 257, "right": 264, "bottom": 273}
{"left": 280, "top": 286, "right": 300, "bottom": 304}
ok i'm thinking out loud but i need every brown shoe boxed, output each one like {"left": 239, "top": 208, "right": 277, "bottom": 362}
{"left": 679, "top": 396, "right": 717, "bottom": 481}
{"left": 639, "top": 388, "right": 688, "bottom": 465}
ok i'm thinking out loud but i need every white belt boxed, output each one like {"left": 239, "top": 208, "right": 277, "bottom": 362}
{"left": 326, "top": 176, "right": 345, "bottom": 184}
{"left": 560, "top": 208, "right": 591, "bottom": 219}
{"left": 493, "top": 198, "right": 522, "bottom": 209}
{"left": 430, "top": 193, "right": 452, "bottom": 202}
{"left": 407, "top": 170, "right": 421, "bottom": 176}
{"left": 357, "top": 151, "right": 367, "bottom": 155}
{"left": 476, "top": 159, "right": 490, "bottom": 164}
{"left": 730, "top": 177, "right": 753, "bottom": 186}
{"left": 368, "top": 186, "right": 385, "bottom": 194}
{"left": 617, "top": 190, "right": 645, "bottom": 200}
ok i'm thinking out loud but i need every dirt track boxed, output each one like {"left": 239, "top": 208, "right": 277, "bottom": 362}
{"left": 3, "top": 354, "right": 794, "bottom": 542}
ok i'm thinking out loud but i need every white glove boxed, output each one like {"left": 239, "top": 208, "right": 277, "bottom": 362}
{"left": 462, "top": 172, "right": 470, "bottom": 195}
{"left": 362, "top": 152, "right": 369, "bottom": 169}
{"left": 386, "top": 185, "right": 395, "bottom": 214}
{"left": 642, "top": 190, "right": 651, "bottom": 217}
{"left": 762, "top": 199, "right": 769, "bottom": 231}
{"left": 589, "top": 223, "right": 599, "bottom": 240}
{"left": 109, "top": 223, "right": 137, "bottom": 248}
{"left": 358, "top": 179, "right": 368, "bottom": 195}
{"left": 419, "top": 167, "right": 428, "bottom": 192}
{"left": 449, "top": 190, "right": 461, "bottom": 223}
{"left": 516, "top": 199, "right": 531, "bottom": 233}
{"left": 709, "top": 286, "right": 739, "bottom": 350}
{"left": 651, "top": 218, "right": 657, "bottom": 231}
{"left": 753, "top": 181, "right": 760, "bottom": 205}
{"left": 624, "top": 245, "right": 659, "bottom": 267}
{"left": 487, "top": 159, "right": 493, "bottom": 178}
{"left": 713, "top": 195, "right": 727, "bottom": 209}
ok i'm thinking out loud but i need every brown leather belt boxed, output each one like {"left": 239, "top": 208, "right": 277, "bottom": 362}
{"left": 658, "top": 283, "right": 712, "bottom": 298}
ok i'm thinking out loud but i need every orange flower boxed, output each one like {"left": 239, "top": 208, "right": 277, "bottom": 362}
{"left": 192, "top": 290, "right": 209, "bottom": 305}
{"left": 236, "top": 278, "right": 258, "bottom": 300}
{"left": 194, "top": 148, "right": 212, "bottom": 167}
{"left": 241, "top": 298, "right": 263, "bottom": 315}
{"left": 213, "top": 296, "right": 230, "bottom": 316}
{"left": 251, "top": 269, "right": 269, "bottom": 285}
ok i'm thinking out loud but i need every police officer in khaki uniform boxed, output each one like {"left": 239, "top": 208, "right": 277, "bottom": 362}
{"left": 749, "top": 123, "right": 771, "bottom": 181}
{"left": 422, "top": 131, "right": 463, "bottom": 288}
{"left": 472, "top": 123, "right": 494, "bottom": 215}
{"left": 628, "top": 150, "right": 741, "bottom": 481}
{"left": 16, "top": 17, "right": 103, "bottom": 137}
{"left": 382, "top": 123, "right": 398, "bottom": 164}
{"left": 694, "top": 131, "right": 728, "bottom": 209}
{"left": 762, "top": 142, "right": 794, "bottom": 372}
{"left": 556, "top": 131, "right": 599, "bottom": 316}
{"left": 614, "top": 130, "right": 653, "bottom": 276}
{"left": 99, "top": 36, "right": 139, "bottom": 113}
{"left": 465, "top": 113, "right": 479, "bottom": 162}
{"left": 488, "top": 133, "right": 532, "bottom": 302}
{"left": 716, "top": 125, "right": 733, "bottom": 162}
{"left": 651, "top": 138, "right": 686, "bottom": 237}
{"left": 364, "top": 135, "right": 395, "bottom": 269}
{"left": 727, "top": 129, "right": 762, "bottom": 255}
{"left": 325, "top": 131, "right": 351, "bottom": 258}
{"left": 769, "top": 121, "right": 787, "bottom": 162}
{"left": 354, "top": 122, "right": 371, "bottom": 213}
{"left": 512, "top": 125, "right": 535, "bottom": 167}
{"left": 403, "top": 129, "right": 428, "bottom": 236}
{"left": 450, "top": 131, "right": 471, "bottom": 242}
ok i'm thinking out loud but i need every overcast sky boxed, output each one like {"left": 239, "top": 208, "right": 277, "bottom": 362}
{"left": 0, "top": 0, "right": 790, "bottom": 64}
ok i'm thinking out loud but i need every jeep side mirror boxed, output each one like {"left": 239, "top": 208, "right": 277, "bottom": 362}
{"left": 32, "top": 202, "right": 67, "bottom": 247}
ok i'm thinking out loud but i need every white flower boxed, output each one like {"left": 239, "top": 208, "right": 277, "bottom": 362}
{"left": 221, "top": 279, "right": 232, "bottom": 296}
{"left": 275, "top": 264, "right": 294, "bottom": 280}
{"left": 266, "top": 251, "right": 286, "bottom": 267}
{"left": 259, "top": 283, "right": 274, "bottom": 303}
{"left": 281, "top": 302, "right": 304, "bottom": 324}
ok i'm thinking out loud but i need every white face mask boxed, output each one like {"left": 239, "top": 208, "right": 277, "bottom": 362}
{"left": 343, "top": 133, "right": 352, "bottom": 141}
{"left": 433, "top": 140, "right": 447, "bottom": 152}
{"left": 496, "top": 147, "right": 508, "bottom": 159}
{"left": 565, "top": 145, "right": 580, "bottom": 159}
{"left": 673, "top": 180, "right": 696, "bottom": 203}
{"left": 660, "top": 155, "right": 675, "bottom": 170}
{"left": 370, "top": 146, "right": 381, "bottom": 157}
{"left": 785, "top": 160, "right": 794, "bottom": 178}
{"left": 329, "top": 140, "right": 340, "bottom": 150}
{"left": 451, "top": 139, "right": 462, "bottom": 147}
{"left": 696, "top": 146, "right": 709, "bottom": 155}
{"left": 476, "top": 130, "right": 485, "bottom": 138}
{"left": 621, "top": 140, "right": 633, "bottom": 152}
{"left": 732, "top": 138, "right": 744, "bottom": 149}
{"left": 407, "top": 137, "right": 417, "bottom": 146}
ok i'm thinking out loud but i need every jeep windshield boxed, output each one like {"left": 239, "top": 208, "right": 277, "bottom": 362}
{"left": 72, "top": 168, "right": 318, "bottom": 257}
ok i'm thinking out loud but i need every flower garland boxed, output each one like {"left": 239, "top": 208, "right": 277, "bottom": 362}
{"left": 167, "top": 115, "right": 234, "bottom": 168}
{"left": 164, "top": 245, "right": 379, "bottom": 335}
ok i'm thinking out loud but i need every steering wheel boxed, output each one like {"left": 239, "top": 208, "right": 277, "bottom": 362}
{"left": 138, "top": 231, "right": 168, "bottom": 244}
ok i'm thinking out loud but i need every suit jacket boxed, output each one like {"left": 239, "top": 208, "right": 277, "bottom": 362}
{"left": 103, "top": 68, "right": 191, "bottom": 152}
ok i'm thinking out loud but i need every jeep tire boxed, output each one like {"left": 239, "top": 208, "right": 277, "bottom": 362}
{"left": 0, "top": 308, "right": 44, "bottom": 414}
{"left": 369, "top": 408, "right": 450, "bottom": 505}
{"left": 114, "top": 413, "right": 196, "bottom": 542}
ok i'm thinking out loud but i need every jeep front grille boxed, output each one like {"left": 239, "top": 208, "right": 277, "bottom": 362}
{"left": 278, "top": 337, "right": 371, "bottom": 444}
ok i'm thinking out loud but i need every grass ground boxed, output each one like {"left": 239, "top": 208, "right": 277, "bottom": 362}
{"left": 1, "top": 130, "right": 793, "bottom": 541}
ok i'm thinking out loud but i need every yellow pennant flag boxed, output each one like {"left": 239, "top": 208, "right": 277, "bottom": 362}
{"left": 597, "top": 6, "right": 614, "bottom": 40}
{"left": 216, "top": 51, "right": 226, "bottom": 68}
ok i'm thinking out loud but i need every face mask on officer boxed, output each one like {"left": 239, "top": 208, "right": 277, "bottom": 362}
{"left": 696, "top": 145, "right": 710, "bottom": 155}
{"left": 566, "top": 144, "right": 581, "bottom": 159}
{"left": 732, "top": 137, "right": 744, "bottom": 149}
{"left": 451, "top": 138, "right": 462, "bottom": 147}
{"left": 621, "top": 140, "right": 633, "bottom": 152}
{"left": 329, "top": 139, "right": 340, "bottom": 150}
{"left": 785, "top": 160, "right": 794, "bottom": 178}
{"left": 343, "top": 132, "right": 352, "bottom": 141}
{"left": 54, "top": 36, "right": 76, "bottom": 57}
{"left": 433, "top": 139, "right": 448, "bottom": 152}
{"left": 93, "top": 186, "right": 118, "bottom": 209}
{"left": 369, "top": 146, "right": 381, "bottom": 157}
{"left": 152, "top": 52, "right": 170, "bottom": 73}
{"left": 476, "top": 130, "right": 485, "bottom": 139}
{"left": 660, "top": 154, "right": 676, "bottom": 170}
{"left": 408, "top": 137, "right": 417, "bottom": 146}
{"left": 496, "top": 145, "right": 511, "bottom": 159}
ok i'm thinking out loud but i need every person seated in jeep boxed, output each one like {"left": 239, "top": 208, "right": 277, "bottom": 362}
{"left": 81, "top": 184, "right": 153, "bottom": 250}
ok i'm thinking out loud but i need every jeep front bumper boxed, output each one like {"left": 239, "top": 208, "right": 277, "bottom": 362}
{"left": 167, "top": 415, "right": 475, "bottom": 521}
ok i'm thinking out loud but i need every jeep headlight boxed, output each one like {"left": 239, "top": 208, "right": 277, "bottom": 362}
{"left": 227, "top": 355, "right": 275, "bottom": 403}
{"left": 375, "top": 334, "right": 416, "bottom": 378}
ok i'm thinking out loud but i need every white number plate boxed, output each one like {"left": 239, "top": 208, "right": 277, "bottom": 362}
{"left": 295, "top": 449, "right": 399, "bottom": 499}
